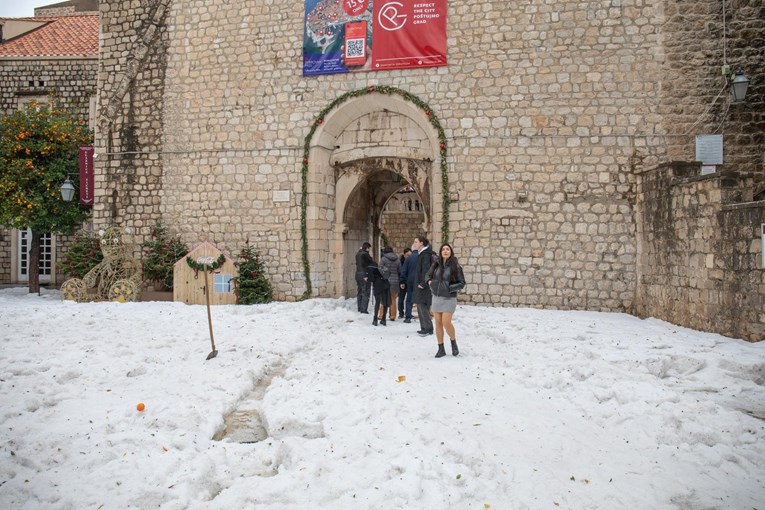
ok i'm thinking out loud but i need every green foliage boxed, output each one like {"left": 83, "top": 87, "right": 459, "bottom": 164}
{"left": 0, "top": 99, "right": 92, "bottom": 234}
{"left": 58, "top": 230, "right": 103, "bottom": 279}
{"left": 142, "top": 223, "right": 188, "bottom": 288}
{"left": 233, "top": 242, "right": 273, "bottom": 305}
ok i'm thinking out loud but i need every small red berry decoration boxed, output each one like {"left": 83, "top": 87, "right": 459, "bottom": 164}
{"left": 136, "top": 402, "right": 145, "bottom": 412}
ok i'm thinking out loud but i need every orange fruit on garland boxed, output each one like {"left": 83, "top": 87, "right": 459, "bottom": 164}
{"left": 136, "top": 403, "right": 145, "bottom": 412}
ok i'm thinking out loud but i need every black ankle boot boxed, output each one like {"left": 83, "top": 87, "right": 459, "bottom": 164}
{"left": 380, "top": 319, "right": 386, "bottom": 326}
{"left": 372, "top": 319, "right": 378, "bottom": 326}
{"left": 435, "top": 344, "right": 446, "bottom": 358}
{"left": 451, "top": 339, "right": 459, "bottom": 356}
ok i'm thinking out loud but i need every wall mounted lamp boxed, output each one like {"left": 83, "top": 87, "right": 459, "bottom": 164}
{"left": 730, "top": 67, "right": 750, "bottom": 102}
{"left": 60, "top": 177, "right": 76, "bottom": 202}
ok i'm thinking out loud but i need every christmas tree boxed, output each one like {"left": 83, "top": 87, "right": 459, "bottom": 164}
{"left": 233, "top": 242, "right": 273, "bottom": 304}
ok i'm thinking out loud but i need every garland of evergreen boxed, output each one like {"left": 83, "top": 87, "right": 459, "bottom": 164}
{"left": 186, "top": 253, "right": 226, "bottom": 274}
{"left": 300, "top": 85, "right": 449, "bottom": 299}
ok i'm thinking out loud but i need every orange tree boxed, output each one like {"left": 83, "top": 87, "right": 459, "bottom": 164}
{"left": 0, "top": 100, "right": 92, "bottom": 293}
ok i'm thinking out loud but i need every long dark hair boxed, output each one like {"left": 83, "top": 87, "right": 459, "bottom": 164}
{"left": 436, "top": 243, "right": 460, "bottom": 282}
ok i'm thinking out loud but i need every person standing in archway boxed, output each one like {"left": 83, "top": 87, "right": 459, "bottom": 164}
{"left": 378, "top": 246, "right": 401, "bottom": 321}
{"left": 412, "top": 235, "right": 434, "bottom": 336}
{"left": 397, "top": 247, "right": 412, "bottom": 318}
{"left": 367, "top": 259, "right": 391, "bottom": 326}
{"left": 355, "top": 242, "right": 373, "bottom": 313}
{"left": 400, "top": 245, "right": 418, "bottom": 323}
{"left": 427, "top": 243, "right": 466, "bottom": 358}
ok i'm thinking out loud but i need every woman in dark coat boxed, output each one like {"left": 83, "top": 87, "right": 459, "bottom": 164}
{"left": 378, "top": 246, "right": 401, "bottom": 321}
{"left": 366, "top": 261, "right": 391, "bottom": 326}
{"left": 427, "top": 243, "right": 466, "bottom": 358}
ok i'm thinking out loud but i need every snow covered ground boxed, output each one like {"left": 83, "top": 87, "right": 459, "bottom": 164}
{"left": 1, "top": 287, "right": 764, "bottom": 509}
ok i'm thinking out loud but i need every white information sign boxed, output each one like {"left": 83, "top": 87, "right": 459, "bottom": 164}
{"left": 695, "top": 134, "right": 723, "bottom": 165}
{"left": 273, "top": 190, "right": 290, "bottom": 203}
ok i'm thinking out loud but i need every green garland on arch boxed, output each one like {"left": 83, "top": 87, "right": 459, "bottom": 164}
{"left": 186, "top": 253, "right": 226, "bottom": 273}
{"left": 300, "top": 85, "right": 450, "bottom": 300}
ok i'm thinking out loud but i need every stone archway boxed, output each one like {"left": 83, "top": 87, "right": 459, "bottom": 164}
{"left": 304, "top": 89, "right": 443, "bottom": 298}
{"left": 336, "top": 158, "right": 430, "bottom": 296}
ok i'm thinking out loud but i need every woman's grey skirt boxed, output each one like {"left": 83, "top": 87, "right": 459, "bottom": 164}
{"left": 431, "top": 295, "right": 457, "bottom": 313}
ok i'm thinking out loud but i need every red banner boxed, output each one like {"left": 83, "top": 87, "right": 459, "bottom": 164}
{"left": 78, "top": 145, "right": 94, "bottom": 206}
{"left": 371, "top": 0, "right": 447, "bottom": 71}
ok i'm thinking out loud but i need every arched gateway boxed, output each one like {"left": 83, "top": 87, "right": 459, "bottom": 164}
{"left": 301, "top": 88, "right": 446, "bottom": 298}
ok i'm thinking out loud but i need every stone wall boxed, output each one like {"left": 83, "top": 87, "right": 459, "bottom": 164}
{"left": 381, "top": 210, "right": 426, "bottom": 257}
{"left": 94, "top": 0, "right": 169, "bottom": 246}
{"left": 636, "top": 162, "right": 764, "bottom": 341}
{"left": 0, "top": 230, "right": 10, "bottom": 283}
{"left": 35, "top": 6, "right": 77, "bottom": 17}
{"left": 0, "top": 59, "right": 96, "bottom": 117}
{"left": 96, "top": 0, "right": 666, "bottom": 309}
{"left": 635, "top": 0, "right": 765, "bottom": 341}
{"left": 660, "top": 0, "right": 764, "bottom": 181}
{"left": 36, "top": 0, "right": 99, "bottom": 17}
{"left": 92, "top": 1, "right": 764, "bottom": 339}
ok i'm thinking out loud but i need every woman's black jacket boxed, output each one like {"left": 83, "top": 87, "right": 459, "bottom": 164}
{"left": 427, "top": 260, "right": 465, "bottom": 298}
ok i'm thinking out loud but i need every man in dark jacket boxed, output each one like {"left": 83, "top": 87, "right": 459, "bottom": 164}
{"left": 355, "top": 242, "right": 373, "bottom": 313}
{"left": 397, "top": 248, "right": 412, "bottom": 319}
{"left": 399, "top": 247, "right": 418, "bottom": 323}
{"left": 411, "top": 235, "right": 434, "bottom": 335}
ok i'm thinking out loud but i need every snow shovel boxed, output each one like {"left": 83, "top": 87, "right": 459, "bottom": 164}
{"left": 204, "top": 269, "right": 218, "bottom": 360}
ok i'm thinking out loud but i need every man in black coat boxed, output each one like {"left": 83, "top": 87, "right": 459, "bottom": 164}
{"left": 355, "top": 242, "right": 373, "bottom": 313}
{"left": 411, "top": 235, "right": 434, "bottom": 335}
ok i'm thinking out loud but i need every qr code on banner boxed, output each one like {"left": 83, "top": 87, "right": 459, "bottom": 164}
{"left": 346, "top": 38, "right": 365, "bottom": 58}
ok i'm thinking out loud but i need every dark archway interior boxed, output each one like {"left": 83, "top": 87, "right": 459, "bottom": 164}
{"left": 341, "top": 168, "right": 425, "bottom": 297}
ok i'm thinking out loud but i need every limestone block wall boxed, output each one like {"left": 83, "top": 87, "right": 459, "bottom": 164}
{"left": 96, "top": 0, "right": 669, "bottom": 307}
{"left": 94, "top": 0, "right": 169, "bottom": 250}
{"left": 94, "top": 0, "right": 760, "bottom": 320}
{"left": 332, "top": 111, "right": 431, "bottom": 164}
{"left": 35, "top": 6, "right": 77, "bottom": 17}
{"left": 0, "top": 59, "right": 96, "bottom": 116}
{"left": 381, "top": 211, "right": 426, "bottom": 257}
{"left": 0, "top": 230, "right": 10, "bottom": 283}
{"left": 636, "top": 162, "right": 764, "bottom": 341}
{"left": 660, "top": 0, "right": 764, "bottom": 180}
{"left": 719, "top": 201, "right": 765, "bottom": 340}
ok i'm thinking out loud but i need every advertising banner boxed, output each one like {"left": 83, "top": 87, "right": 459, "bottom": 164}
{"left": 303, "top": 0, "right": 446, "bottom": 76}
{"left": 372, "top": 1, "right": 447, "bottom": 71}
{"left": 78, "top": 145, "right": 94, "bottom": 206}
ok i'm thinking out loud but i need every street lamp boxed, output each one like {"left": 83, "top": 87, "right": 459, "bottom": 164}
{"left": 731, "top": 67, "right": 750, "bottom": 103}
{"left": 60, "top": 177, "right": 76, "bottom": 202}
